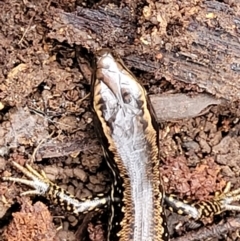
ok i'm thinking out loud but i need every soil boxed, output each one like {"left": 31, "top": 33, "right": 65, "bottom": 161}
{"left": 0, "top": 1, "right": 240, "bottom": 241}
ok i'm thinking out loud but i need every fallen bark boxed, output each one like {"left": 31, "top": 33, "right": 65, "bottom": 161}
{"left": 45, "top": 2, "right": 240, "bottom": 101}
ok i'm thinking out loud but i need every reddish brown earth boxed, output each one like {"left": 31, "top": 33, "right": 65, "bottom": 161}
{"left": 0, "top": 1, "right": 240, "bottom": 241}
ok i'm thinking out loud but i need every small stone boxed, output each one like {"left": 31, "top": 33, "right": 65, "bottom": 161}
{"left": 73, "top": 168, "right": 88, "bottom": 183}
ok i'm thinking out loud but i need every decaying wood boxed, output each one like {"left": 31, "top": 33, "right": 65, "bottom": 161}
{"left": 150, "top": 93, "right": 223, "bottom": 122}
{"left": 36, "top": 139, "right": 89, "bottom": 159}
{"left": 172, "top": 216, "right": 240, "bottom": 241}
{"left": 45, "top": 2, "right": 240, "bottom": 102}
{"left": 46, "top": 5, "right": 136, "bottom": 51}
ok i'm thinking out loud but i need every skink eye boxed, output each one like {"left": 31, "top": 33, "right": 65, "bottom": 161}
{"left": 121, "top": 89, "right": 132, "bottom": 104}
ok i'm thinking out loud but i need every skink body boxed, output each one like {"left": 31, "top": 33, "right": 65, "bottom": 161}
{"left": 91, "top": 49, "right": 169, "bottom": 241}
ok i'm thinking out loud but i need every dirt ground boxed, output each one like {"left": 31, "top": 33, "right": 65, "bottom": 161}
{"left": 0, "top": 0, "right": 240, "bottom": 241}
